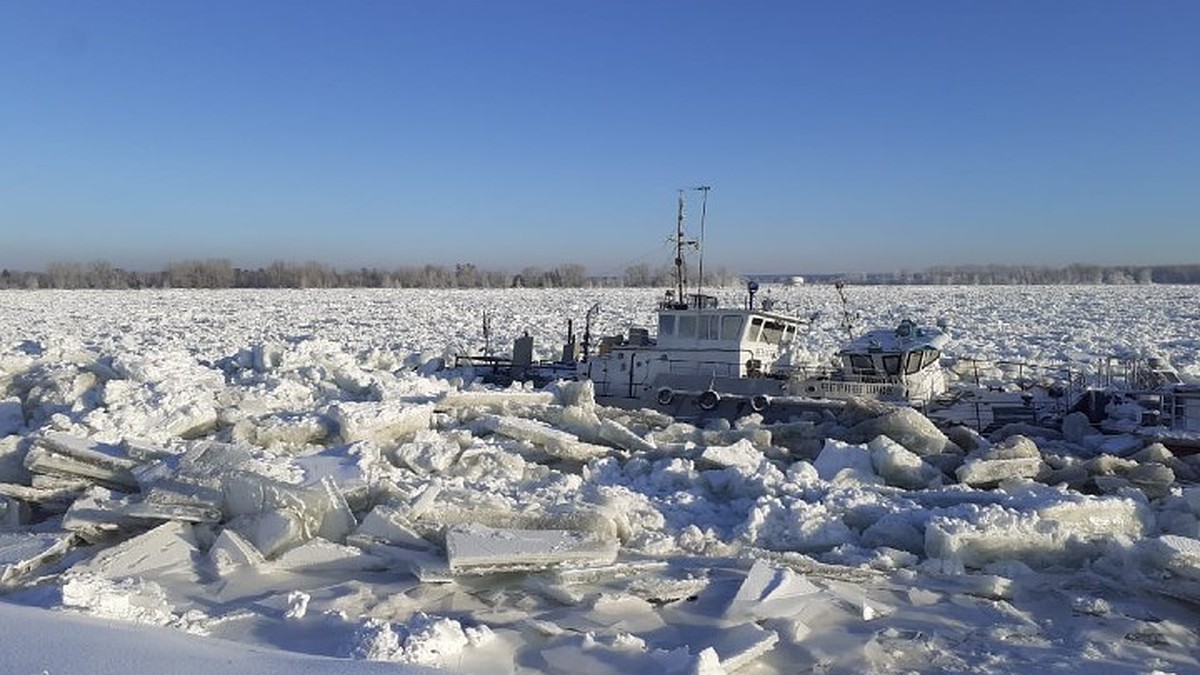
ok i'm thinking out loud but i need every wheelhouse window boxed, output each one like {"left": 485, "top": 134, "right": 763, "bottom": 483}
{"left": 760, "top": 320, "right": 786, "bottom": 344}
{"left": 748, "top": 317, "right": 764, "bottom": 342}
{"left": 658, "top": 314, "right": 675, "bottom": 337}
{"left": 849, "top": 354, "right": 875, "bottom": 374}
{"left": 904, "top": 348, "right": 940, "bottom": 374}
{"left": 922, "top": 349, "right": 940, "bottom": 370}
{"left": 721, "top": 315, "right": 744, "bottom": 341}
{"left": 882, "top": 354, "right": 902, "bottom": 376}
{"left": 677, "top": 314, "right": 697, "bottom": 338}
{"left": 698, "top": 315, "right": 720, "bottom": 340}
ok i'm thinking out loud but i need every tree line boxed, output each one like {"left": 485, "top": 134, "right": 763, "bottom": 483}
{"left": 0, "top": 259, "right": 739, "bottom": 290}
{"left": 2, "top": 260, "right": 1198, "bottom": 290}
{"left": 825, "top": 263, "right": 1200, "bottom": 286}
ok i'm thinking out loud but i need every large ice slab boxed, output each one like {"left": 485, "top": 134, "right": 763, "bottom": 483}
{"left": 445, "top": 524, "right": 618, "bottom": 574}
{"left": 24, "top": 432, "right": 140, "bottom": 490}
{"left": 330, "top": 401, "right": 432, "bottom": 444}
{"left": 926, "top": 493, "right": 1149, "bottom": 569}
{"left": 726, "top": 559, "right": 823, "bottom": 621}
{"left": 72, "top": 520, "right": 200, "bottom": 582}
{"left": 480, "top": 415, "right": 611, "bottom": 462}
{"left": 0, "top": 531, "right": 75, "bottom": 585}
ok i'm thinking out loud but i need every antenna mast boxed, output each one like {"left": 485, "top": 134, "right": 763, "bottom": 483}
{"left": 694, "top": 185, "right": 710, "bottom": 298}
{"left": 673, "top": 190, "right": 687, "bottom": 306}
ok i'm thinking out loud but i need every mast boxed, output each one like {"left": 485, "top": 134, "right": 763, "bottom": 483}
{"left": 694, "top": 185, "right": 710, "bottom": 299}
{"left": 673, "top": 190, "right": 687, "bottom": 306}
{"left": 669, "top": 187, "right": 707, "bottom": 309}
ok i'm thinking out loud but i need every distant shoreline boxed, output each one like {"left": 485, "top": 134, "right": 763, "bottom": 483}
{"left": 1, "top": 259, "right": 1198, "bottom": 290}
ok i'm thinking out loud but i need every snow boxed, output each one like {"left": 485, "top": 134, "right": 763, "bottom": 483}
{"left": 1, "top": 285, "right": 1200, "bottom": 674}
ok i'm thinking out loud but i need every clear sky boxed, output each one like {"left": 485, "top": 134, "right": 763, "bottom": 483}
{"left": 2, "top": 1, "right": 1198, "bottom": 275}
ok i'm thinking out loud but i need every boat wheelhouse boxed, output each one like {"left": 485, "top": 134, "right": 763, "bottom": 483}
{"left": 581, "top": 290, "right": 806, "bottom": 414}
{"left": 792, "top": 318, "right": 950, "bottom": 406}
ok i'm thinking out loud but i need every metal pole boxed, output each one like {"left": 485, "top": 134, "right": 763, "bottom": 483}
{"left": 694, "top": 185, "right": 710, "bottom": 298}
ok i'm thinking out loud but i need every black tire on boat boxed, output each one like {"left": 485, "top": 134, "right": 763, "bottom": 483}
{"left": 656, "top": 387, "right": 674, "bottom": 406}
{"left": 697, "top": 390, "right": 720, "bottom": 411}
{"left": 750, "top": 394, "right": 769, "bottom": 412}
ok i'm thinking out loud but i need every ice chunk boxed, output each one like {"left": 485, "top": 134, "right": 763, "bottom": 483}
{"left": 207, "top": 528, "right": 265, "bottom": 574}
{"left": 283, "top": 590, "right": 310, "bottom": 619}
{"left": 1141, "top": 535, "right": 1200, "bottom": 581}
{"left": 0, "top": 396, "right": 22, "bottom": 435}
{"left": 445, "top": 523, "right": 618, "bottom": 574}
{"left": 956, "top": 435, "right": 1044, "bottom": 486}
{"left": 547, "top": 560, "right": 670, "bottom": 586}
{"left": 726, "top": 559, "right": 823, "bottom": 621}
{"left": 331, "top": 401, "right": 432, "bottom": 444}
{"left": 698, "top": 439, "right": 764, "bottom": 473}
{"left": 983, "top": 434, "right": 1041, "bottom": 460}
{"left": 62, "top": 487, "right": 147, "bottom": 540}
{"left": 123, "top": 485, "right": 223, "bottom": 523}
{"left": 704, "top": 622, "right": 779, "bottom": 672}
{"left": 480, "top": 415, "right": 611, "bottom": 462}
{"left": 598, "top": 418, "right": 657, "bottom": 454}
{"left": 222, "top": 472, "right": 356, "bottom": 549}
{"left": 437, "top": 389, "right": 556, "bottom": 410}
{"left": 955, "top": 457, "right": 1043, "bottom": 487}
{"left": 1061, "top": 411, "right": 1093, "bottom": 443}
{"left": 813, "top": 439, "right": 876, "bottom": 482}
{"left": 851, "top": 406, "right": 958, "bottom": 456}
{"left": 391, "top": 429, "right": 463, "bottom": 474}
{"left": 0, "top": 435, "right": 31, "bottom": 484}
{"left": 0, "top": 495, "right": 25, "bottom": 527}
{"left": 353, "top": 504, "right": 439, "bottom": 551}
{"left": 0, "top": 531, "right": 75, "bottom": 585}
{"left": 926, "top": 494, "right": 1148, "bottom": 569}
{"left": 348, "top": 613, "right": 489, "bottom": 666}
{"left": 869, "top": 435, "right": 942, "bottom": 489}
{"left": 60, "top": 572, "right": 177, "bottom": 626}
{"left": 861, "top": 512, "right": 925, "bottom": 555}
{"left": 271, "top": 537, "right": 385, "bottom": 573}
{"left": 72, "top": 520, "right": 200, "bottom": 582}
{"left": 0, "top": 481, "right": 81, "bottom": 510}
{"left": 1084, "top": 433, "right": 1143, "bottom": 457}
{"left": 1126, "top": 462, "right": 1175, "bottom": 499}
{"left": 24, "top": 432, "right": 140, "bottom": 489}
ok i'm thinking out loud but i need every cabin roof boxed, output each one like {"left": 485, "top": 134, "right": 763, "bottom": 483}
{"left": 841, "top": 321, "right": 949, "bottom": 354}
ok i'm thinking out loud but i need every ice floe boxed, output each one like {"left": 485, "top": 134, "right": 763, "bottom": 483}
{"left": 0, "top": 286, "right": 1199, "bottom": 673}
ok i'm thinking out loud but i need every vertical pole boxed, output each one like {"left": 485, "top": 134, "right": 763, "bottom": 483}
{"left": 695, "top": 185, "right": 710, "bottom": 299}
{"left": 674, "top": 190, "right": 686, "bottom": 306}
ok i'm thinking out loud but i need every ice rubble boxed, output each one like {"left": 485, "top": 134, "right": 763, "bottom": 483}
{"left": 1, "top": 287, "right": 1200, "bottom": 672}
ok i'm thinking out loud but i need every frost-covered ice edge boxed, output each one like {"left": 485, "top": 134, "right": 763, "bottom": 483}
{"left": 1, "top": 286, "right": 1199, "bottom": 674}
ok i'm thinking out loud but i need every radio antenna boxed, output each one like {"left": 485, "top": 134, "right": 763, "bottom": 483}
{"left": 693, "top": 185, "right": 710, "bottom": 298}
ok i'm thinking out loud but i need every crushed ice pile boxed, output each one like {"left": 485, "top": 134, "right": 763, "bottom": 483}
{"left": 2, "top": 287, "right": 1200, "bottom": 673}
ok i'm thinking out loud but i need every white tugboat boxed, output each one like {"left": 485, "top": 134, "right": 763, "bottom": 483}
{"left": 569, "top": 189, "right": 951, "bottom": 420}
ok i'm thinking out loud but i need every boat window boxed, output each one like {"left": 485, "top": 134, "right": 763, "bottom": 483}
{"left": 699, "top": 315, "right": 720, "bottom": 340}
{"left": 677, "top": 314, "right": 697, "bottom": 338}
{"left": 904, "top": 352, "right": 924, "bottom": 375}
{"left": 721, "top": 315, "right": 744, "bottom": 341}
{"left": 882, "top": 354, "right": 902, "bottom": 376}
{"left": 921, "top": 349, "right": 940, "bottom": 370}
{"left": 658, "top": 314, "right": 675, "bottom": 337}
{"left": 747, "top": 317, "right": 763, "bottom": 342}
{"left": 760, "top": 320, "right": 785, "bottom": 344}
{"left": 849, "top": 354, "right": 875, "bottom": 374}
{"left": 782, "top": 323, "right": 797, "bottom": 342}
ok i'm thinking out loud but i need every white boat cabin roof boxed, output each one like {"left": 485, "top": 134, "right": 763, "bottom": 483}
{"left": 841, "top": 319, "right": 949, "bottom": 355}
{"left": 654, "top": 296, "right": 804, "bottom": 349}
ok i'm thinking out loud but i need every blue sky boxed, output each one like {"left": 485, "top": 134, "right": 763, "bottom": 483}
{"left": 2, "top": 1, "right": 1197, "bottom": 275}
